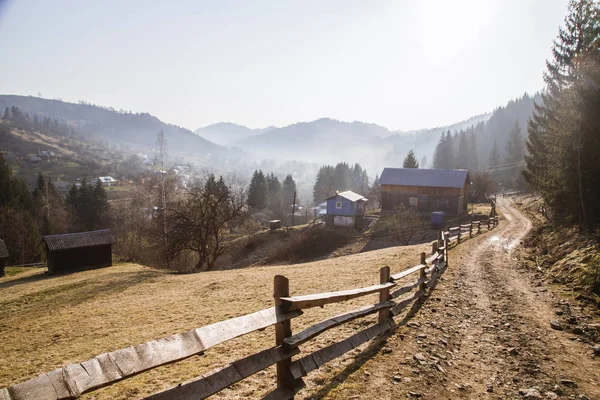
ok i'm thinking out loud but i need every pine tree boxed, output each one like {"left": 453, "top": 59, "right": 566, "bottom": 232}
{"left": 524, "top": 0, "right": 600, "bottom": 225}
{"left": 432, "top": 132, "right": 445, "bottom": 169}
{"left": 282, "top": 174, "right": 296, "bottom": 212}
{"left": 488, "top": 141, "right": 500, "bottom": 167}
{"left": 505, "top": 120, "right": 525, "bottom": 163}
{"left": 456, "top": 133, "right": 470, "bottom": 169}
{"left": 403, "top": 150, "right": 419, "bottom": 168}
{"left": 247, "top": 170, "right": 267, "bottom": 209}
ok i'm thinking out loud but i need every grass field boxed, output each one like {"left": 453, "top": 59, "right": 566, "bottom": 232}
{"left": 0, "top": 242, "right": 431, "bottom": 399}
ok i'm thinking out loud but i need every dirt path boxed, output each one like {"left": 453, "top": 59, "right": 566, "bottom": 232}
{"left": 321, "top": 197, "right": 600, "bottom": 399}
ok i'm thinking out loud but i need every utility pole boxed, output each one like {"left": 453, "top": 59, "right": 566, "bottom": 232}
{"left": 291, "top": 191, "right": 296, "bottom": 227}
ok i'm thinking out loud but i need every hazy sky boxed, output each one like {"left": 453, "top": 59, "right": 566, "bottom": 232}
{"left": 0, "top": 0, "right": 568, "bottom": 131}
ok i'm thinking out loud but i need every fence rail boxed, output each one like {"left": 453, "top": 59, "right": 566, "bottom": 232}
{"left": 1, "top": 215, "right": 499, "bottom": 400}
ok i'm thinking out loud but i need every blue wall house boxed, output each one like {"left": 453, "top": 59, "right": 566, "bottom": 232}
{"left": 325, "top": 190, "right": 368, "bottom": 227}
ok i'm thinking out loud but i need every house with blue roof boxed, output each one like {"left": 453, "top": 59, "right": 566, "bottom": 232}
{"left": 379, "top": 168, "right": 470, "bottom": 216}
{"left": 325, "top": 190, "right": 368, "bottom": 227}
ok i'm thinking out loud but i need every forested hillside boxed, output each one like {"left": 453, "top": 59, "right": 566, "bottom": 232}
{"left": 0, "top": 95, "right": 232, "bottom": 165}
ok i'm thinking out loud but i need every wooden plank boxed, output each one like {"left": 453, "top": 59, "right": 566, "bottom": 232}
{"left": 279, "top": 282, "right": 396, "bottom": 311}
{"left": 460, "top": 224, "right": 471, "bottom": 229}
{"left": 390, "top": 289, "right": 426, "bottom": 316}
{"left": 7, "top": 306, "right": 302, "bottom": 399}
{"left": 146, "top": 346, "right": 300, "bottom": 400}
{"left": 390, "top": 264, "right": 426, "bottom": 281}
{"left": 284, "top": 302, "right": 395, "bottom": 348}
{"left": 288, "top": 319, "right": 396, "bottom": 380}
{"left": 425, "top": 253, "right": 438, "bottom": 264}
{"left": 390, "top": 279, "right": 422, "bottom": 299}
{"left": 448, "top": 227, "right": 460, "bottom": 232}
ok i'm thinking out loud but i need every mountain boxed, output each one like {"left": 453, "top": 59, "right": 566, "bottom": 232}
{"left": 0, "top": 95, "right": 229, "bottom": 164}
{"left": 194, "top": 122, "right": 275, "bottom": 145}
{"left": 231, "top": 118, "right": 391, "bottom": 170}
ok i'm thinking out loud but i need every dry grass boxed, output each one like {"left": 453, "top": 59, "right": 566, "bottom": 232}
{"left": 0, "top": 243, "right": 430, "bottom": 399}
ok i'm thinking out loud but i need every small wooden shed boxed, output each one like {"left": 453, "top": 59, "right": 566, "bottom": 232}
{"left": 0, "top": 239, "right": 8, "bottom": 277}
{"left": 43, "top": 229, "right": 116, "bottom": 274}
{"left": 380, "top": 168, "right": 470, "bottom": 216}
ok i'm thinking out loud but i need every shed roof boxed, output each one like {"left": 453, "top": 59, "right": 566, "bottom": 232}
{"left": 0, "top": 239, "right": 8, "bottom": 259}
{"left": 380, "top": 168, "right": 469, "bottom": 189}
{"left": 326, "top": 190, "right": 368, "bottom": 202}
{"left": 43, "top": 229, "right": 116, "bottom": 251}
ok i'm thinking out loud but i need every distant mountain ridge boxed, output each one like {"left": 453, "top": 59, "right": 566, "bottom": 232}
{"left": 194, "top": 122, "right": 275, "bottom": 145}
{"left": 0, "top": 95, "right": 227, "bottom": 162}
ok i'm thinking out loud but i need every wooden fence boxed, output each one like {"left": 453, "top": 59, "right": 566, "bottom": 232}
{"left": 0, "top": 217, "right": 499, "bottom": 400}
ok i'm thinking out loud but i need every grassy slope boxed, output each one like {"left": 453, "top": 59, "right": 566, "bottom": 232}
{"left": 0, "top": 243, "right": 430, "bottom": 399}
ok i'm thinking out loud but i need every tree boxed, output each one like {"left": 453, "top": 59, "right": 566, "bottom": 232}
{"left": 488, "top": 141, "right": 500, "bottom": 167}
{"left": 505, "top": 120, "right": 525, "bottom": 163}
{"left": 247, "top": 170, "right": 267, "bottom": 209}
{"left": 524, "top": 0, "right": 600, "bottom": 225}
{"left": 456, "top": 133, "right": 470, "bottom": 169}
{"left": 65, "top": 179, "right": 110, "bottom": 232}
{"left": 168, "top": 175, "right": 246, "bottom": 271}
{"left": 370, "top": 174, "right": 382, "bottom": 208}
{"left": 403, "top": 150, "right": 419, "bottom": 168}
{"left": 282, "top": 174, "right": 296, "bottom": 211}
{"left": 432, "top": 131, "right": 455, "bottom": 169}
{"left": 0, "top": 154, "right": 42, "bottom": 265}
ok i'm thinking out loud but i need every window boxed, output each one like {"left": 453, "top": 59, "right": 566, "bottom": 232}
{"left": 409, "top": 196, "right": 418, "bottom": 208}
{"left": 336, "top": 201, "right": 342, "bottom": 209}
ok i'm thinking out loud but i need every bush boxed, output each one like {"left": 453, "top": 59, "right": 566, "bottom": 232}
{"left": 581, "top": 256, "right": 600, "bottom": 295}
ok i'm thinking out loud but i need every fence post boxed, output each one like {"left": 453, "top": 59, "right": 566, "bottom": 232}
{"left": 488, "top": 216, "right": 491, "bottom": 230}
{"left": 378, "top": 266, "right": 391, "bottom": 322}
{"left": 432, "top": 241, "right": 438, "bottom": 257}
{"left": 457, "top": 227, "right": 462, "bottom": 243}
{"left": 418, "top": 252, "right": 427, "bottom": 296}
{"left": 469, "top": 222, "right": 473, "bottom": 238}
{"left": 274, "top": 275, "right": 296, "bottom": 395}
{"left": 477, "top": 221, "right": 481, "bottom": 234}
{"left": 444, "top": 235, "right": 449, "bottom": 268}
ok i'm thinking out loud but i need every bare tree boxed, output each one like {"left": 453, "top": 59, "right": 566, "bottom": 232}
{"left": 168, "top": 174, "right": 246, "bottom": 271}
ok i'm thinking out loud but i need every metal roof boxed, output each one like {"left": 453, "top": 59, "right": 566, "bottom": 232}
{"left": 0, "top": 239, "right": 8, "bottom": 258}
{"left": 326, "top": 190, "right": 368, "bottom": 202}
{"left": 43, "top": 229, "right": 116, "bottom": 251}
{"left": 379, "top": 168, "right": 469, "bottom": 189}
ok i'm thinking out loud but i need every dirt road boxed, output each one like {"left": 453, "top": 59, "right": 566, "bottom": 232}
{"left": 321, "top": 197, "right": 600, "bottom": 399}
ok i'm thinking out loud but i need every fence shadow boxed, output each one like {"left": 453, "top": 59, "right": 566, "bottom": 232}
{"left": 307, "top": 299, "right": 427, "bottom": 399}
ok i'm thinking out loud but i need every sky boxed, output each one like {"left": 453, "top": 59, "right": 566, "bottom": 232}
{"left": 0, "top": 0, "right": 569, "bottom": 132}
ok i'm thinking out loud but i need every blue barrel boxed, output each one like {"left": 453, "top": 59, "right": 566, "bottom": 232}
{"left": 431, "top": 211, "right": 445, "bottom": 229}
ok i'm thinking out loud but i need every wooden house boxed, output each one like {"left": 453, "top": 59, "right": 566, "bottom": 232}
{"left": 43, "top": 229, "right": 116, "bottom": 274}
{"left": 380, "top": 168, "right": 469, "bottom": 216}
{"left": 0, "top": 239, "right": 8, "bottom": 277}
{"left": 325, "top": 190, "right": 368, "bottom": 227}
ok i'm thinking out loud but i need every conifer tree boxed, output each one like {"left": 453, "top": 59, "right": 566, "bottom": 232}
{"left": 488, "top": 141, "right": 500, "bottom": 167}
{"left": 505, "top": 120, "right": 525, "bottom": 163}
{"left": 403, "top": 150, "right": 419, "bottom": 168}
{"left": 247, "top": 170, "right": 267, "bottom": 209}
{"left": 524, "top": 0, "right": 600, "bottom": 225}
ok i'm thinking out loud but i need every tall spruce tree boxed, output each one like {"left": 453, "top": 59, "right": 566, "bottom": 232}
{"left": 524, "top": 0, "right": 600, "bottom": 225}
{"left": 488, "top": 141, "right": 500, "bottom": 167}
{"left": 403, "top": 150, "right": 419, "bottom": 168}
{"left": 247, "top": 170, "right": 267, "bottom": 209}
{"left": 505, "top": 120, "right": 525, "bottom": 163}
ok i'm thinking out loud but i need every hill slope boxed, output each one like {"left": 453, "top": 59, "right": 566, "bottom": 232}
{"left": 0, "top": 95, "right": 228, "bottom": 163}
